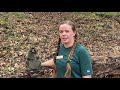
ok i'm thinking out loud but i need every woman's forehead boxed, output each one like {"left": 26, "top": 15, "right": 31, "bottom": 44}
{"left": 59, "top": 24, "right": 72, "bottom": 30}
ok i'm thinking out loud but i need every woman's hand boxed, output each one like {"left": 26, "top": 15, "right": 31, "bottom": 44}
{"left": 41, "top": 59, "right": 55, "bottom": 67}
{"left": 82, "top": 75, "right": 92, "bottom": 78}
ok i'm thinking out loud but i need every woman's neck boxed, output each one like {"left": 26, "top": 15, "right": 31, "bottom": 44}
{"left": 63, "top": 40, "right": 74, "bottom": 48}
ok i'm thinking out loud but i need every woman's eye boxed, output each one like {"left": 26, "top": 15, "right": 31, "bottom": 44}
{"left": 65, "top": 30, "right": 69, "bottom": 33}
{"left": 59, "top": 31, "right": 63, "bottom": 33}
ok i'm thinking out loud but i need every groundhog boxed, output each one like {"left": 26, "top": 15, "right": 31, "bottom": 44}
{"left": 25, "top": 47, "right": 41, "bottom": 72}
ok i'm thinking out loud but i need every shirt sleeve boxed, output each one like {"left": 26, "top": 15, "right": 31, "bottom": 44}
{"left": 78, "top": 46, "right": 93, "bottom": 76}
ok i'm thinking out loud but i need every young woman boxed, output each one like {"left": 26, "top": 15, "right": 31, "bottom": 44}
{"left": 41, "top": 20, "right": 93, "bottom": 78}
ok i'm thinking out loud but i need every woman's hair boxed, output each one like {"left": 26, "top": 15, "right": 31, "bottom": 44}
{"left": 53, "top": 20, "right": 79, "bottom": 78}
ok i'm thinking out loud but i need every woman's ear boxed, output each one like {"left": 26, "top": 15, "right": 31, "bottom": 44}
{"left": 73, "top": 31, "right": 76, "bottom": 37}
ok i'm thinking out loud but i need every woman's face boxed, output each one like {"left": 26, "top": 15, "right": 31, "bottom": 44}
{"left": 59, "top": 24, "right": 76, "bottom": 44}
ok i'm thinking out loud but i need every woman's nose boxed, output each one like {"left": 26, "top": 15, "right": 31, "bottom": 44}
{"left": 62, "top": 31, "right": 66, "bottom": 35}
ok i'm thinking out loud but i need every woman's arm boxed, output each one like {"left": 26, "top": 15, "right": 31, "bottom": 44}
{"left": 41, "top": 59, "right": 55, "bottom": 67}
{"left": 78, "top": 46, "right": 93, "bottom": 78}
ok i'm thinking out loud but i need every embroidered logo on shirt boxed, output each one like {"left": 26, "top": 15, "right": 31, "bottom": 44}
{"left": 87, "top": 70, "right": 90, "bottom": 73}
{"left": 56, "top": 55, "right": 63, "bottom": 60}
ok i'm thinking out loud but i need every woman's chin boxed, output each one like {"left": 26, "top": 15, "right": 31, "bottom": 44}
{"left": 62, "top": 41, "right": 68, "bottom": 44}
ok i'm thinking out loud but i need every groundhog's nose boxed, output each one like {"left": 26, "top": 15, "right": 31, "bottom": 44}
{"left": 31, "top": 48, "right": 36, "bottom": 53}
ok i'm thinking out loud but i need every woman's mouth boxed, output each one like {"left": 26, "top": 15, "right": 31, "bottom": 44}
{"left": 62, "top": 38, "right": 68, "bottom": 41}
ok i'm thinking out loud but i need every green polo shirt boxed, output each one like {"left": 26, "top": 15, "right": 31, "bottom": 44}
{"left": 55, "top": 43, "right": 93, "bottom": 78}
